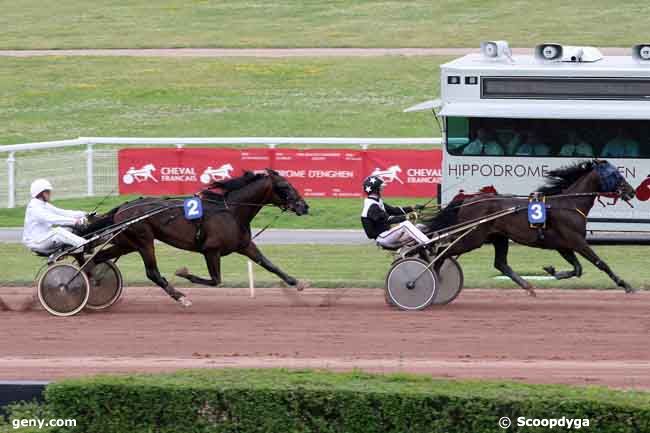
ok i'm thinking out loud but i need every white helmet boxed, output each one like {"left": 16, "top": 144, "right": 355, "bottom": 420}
{"left": 30, "top": 178, "right": 53, "bottom": 198}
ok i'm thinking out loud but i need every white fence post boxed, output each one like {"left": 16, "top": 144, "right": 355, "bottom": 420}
{"left": 7, "top": 152, "right": 15, "bottom": 208}
{"left": 247, "top": 260, "right": 255, "bottom": 298}
{"left": 86, "top": 143, "right": 94, "bottom": 196}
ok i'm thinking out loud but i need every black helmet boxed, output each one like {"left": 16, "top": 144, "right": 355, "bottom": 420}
{"left": 363, "top": 176, "right": 384, "bottom": 195}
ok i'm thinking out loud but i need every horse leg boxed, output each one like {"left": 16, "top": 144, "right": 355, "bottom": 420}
{"left": 492, "top": 235, "right": 536, "bottom": 297}
{"left": 205, "top": 251, "right": 222, "bottom": 286}
{"left": 543, "top": 249, "right": 583, "bottom": 280}
{"left": 576, "top": 245, "right": 634, "bottom": 293}
{"left": 239, "top": 242, "right": 306, "bottom": 290}
{"left": 138, "top": 244, "right": 192, "bottom": 306}
{"left": 175, "top": 251, "right": 222, "bottom": 287}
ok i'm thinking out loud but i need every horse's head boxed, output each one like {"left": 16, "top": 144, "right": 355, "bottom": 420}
{"left": 593, "top": 160, "right": 635, "bottom": 201}
{"left": 541, "top": 160, "right": 635, "bottom": 202}
{"left": 265, "top": 169, "right": 309, "bottom": 216}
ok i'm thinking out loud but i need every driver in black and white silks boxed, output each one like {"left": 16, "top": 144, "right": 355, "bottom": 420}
{"left": 360, "top": 176, "right": 428, "bottom": 249}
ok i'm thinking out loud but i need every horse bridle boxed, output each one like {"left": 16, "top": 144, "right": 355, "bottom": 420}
{"left": 222, "top": 176, "right": 298, "bottom": 211}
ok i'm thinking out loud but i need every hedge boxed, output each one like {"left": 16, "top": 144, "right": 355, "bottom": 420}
{"left": 44, "top": 369, "right": 650, "bottom": 433}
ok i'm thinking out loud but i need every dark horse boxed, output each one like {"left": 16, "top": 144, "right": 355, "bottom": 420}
{"left": 85, "top": 169, "right": 309, "bottom": 306}
{"left": 424, "top": 160, "right": 636, "bottom": 296}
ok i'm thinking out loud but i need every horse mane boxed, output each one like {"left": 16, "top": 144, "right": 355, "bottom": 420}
{"left": 538, "top": 160, "right": 594, "bottom": 195}
{"left": 78, "top": 202, "right": 124, "bottom": 236}
{"left": 421, "top": 196, "right": 467, "bottom": 232}
{"left": 210, "top": 171, "right": 266, "bottom": 195}
{"left": 200, "top": 189, "right": 225, "bottom": 201}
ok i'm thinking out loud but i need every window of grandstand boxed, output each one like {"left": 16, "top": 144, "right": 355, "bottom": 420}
{"left": 445, "top": 117, "right": 649, "bottom": 158}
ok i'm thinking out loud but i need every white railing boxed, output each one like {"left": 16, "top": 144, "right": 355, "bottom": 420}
{"left": 1, "top": 136, "right": 442, "bottom": 208}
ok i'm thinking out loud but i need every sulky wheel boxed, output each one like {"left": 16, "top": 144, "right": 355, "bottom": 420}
{"left": 385, "top": 258, "right": 437, "bottom": 311}
{"left": 85, "top": 261, "right": 124, "bottom": 311}
{"left": 37, "top": 263, "right": 90, "bottom": 317}
{"left": 431, "top": 257, "right": 464, "bottom": 305}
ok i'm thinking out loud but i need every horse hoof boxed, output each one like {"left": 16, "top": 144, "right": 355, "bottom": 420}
{"left": 624, "top": 286, "right": 637, "bottom": 294}
{"left": 295, "top": 280, "right": 309, "bottom": 291}
{"left": 542, "top": 266, "right": 556, "bottom": 276}
{"left": 526, "top": 288, "right": 537, "bottom": 297}
{"left": 175, "top": 267, "right": 189, "bottom": 278}
{"left": 178, "top": 296, "right": 193, "bottom": 307}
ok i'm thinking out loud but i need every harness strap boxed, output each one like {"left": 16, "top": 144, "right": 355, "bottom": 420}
{"left": 452, "top": 192, "right": 601, "bottom": 208}
{"left": 194, "top": 216, "right": 205, "bottom": 249}
{"left": 575, "top": 208, "right": 588, "bottom": 219}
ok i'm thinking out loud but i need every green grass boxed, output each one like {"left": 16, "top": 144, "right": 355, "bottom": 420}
{"left": 0, "top": 56, "right": 442, "bottom": 145}
{"left": 1, "top": 242, "right": 647, "bottom": 290}
{"left": 0, "top": 196, "right": 417, "bottom": 228}
{"left": 0, "top": 1, "right": 647, "bottom": 49}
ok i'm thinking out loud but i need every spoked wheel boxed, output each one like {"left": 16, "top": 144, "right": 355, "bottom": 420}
{"left": 85, "top": 261, "right": 124, "bottom": 310}
{"left": 432, "top": 257, "right": 464, "bottom": 305}
{"left": 37, "top": 263, "right": 90, "bottom": 317}
{"left": 385, "top": 258, "right": 437, "bottom": 311}
{"left": 33, "top": 255, "right": 75, "bottom": 287}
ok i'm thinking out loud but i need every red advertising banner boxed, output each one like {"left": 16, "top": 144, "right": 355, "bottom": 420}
{"left": 365, "top": 149, "right": 443, "bottom": 197}
{"left": 118, "top": 148, "right": 441, "bottom": 197}
{"left": 273, "top": 149, "right": 363, "bottom": 197}
{"left": 118, "top": 148, "right": 269, "bottom": 195}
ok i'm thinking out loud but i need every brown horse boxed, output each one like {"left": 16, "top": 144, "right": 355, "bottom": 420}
{"left": 85, "top": 169, "right": 309, "bottom": 306}
{"left": 423, "top": 160, "right": 636, "bottom": 296}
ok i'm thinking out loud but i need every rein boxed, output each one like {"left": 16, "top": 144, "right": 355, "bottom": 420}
{"left": 113, "top": 199, "right": 182, "bottom": 219}
{"left": 103, "top": 194, "right": 290, "bottom": 238}
{"left": 252, "top": 210, "right": 286, "bottom": 240}
{"left": 114, "top": 196, "right": 277, "bottom": 216}
{"left": 89, "top": 188, "right": 116, "bottom": 215}
{"left": 448, "top": 191, "right": 627, "bottom": 210}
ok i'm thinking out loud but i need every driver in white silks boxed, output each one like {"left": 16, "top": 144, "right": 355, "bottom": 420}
{"left": 22, "top": 179, "right": 88, "bottom": 254}
{"left": 360, "top": 175, "right": 429, "bottom": 249}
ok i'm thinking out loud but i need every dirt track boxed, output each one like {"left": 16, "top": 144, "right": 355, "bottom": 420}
{"left": 1, "top": 287, "right": 649, "bottom": 389}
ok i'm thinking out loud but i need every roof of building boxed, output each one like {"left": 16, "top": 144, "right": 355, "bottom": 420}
{"left": 443, "top": 54, "right": 650, "bottom": 75}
